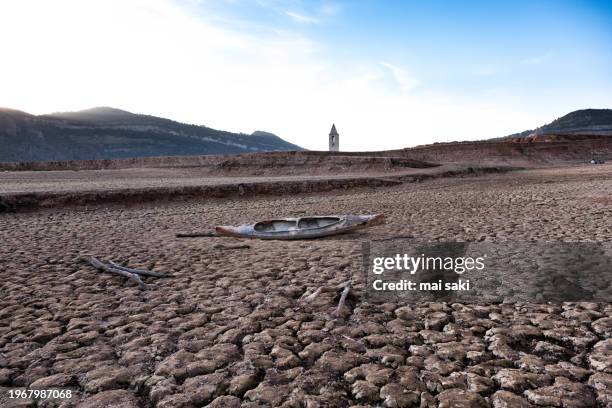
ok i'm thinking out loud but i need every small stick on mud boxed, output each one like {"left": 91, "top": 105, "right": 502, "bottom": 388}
{"left": 176, "top": 232, "right": 220, "bottom": 238}
{"left": 301, "top": 286, "right": 324, "bottom": 303}
{"left": 81, "top": 256, "right": 146, "bottom": 290}
{"left": 299, "top": 280, "right": 351, "bottom": 305}
{"left": 213, "top": 244, "right": 251, "bottom": 250}
{"left": 108, "top": 261, "right": 168, "bottom": 278}
{"left": 334, "top": 281, "right": 352, "bottom": 316}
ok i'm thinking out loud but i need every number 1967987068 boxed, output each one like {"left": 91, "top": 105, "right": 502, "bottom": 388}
{"left": 6, "top": 388, "right": 74, "bottom": 399}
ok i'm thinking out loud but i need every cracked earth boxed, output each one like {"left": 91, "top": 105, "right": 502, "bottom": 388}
{"left": 1, "top": 165, "right": 611, "bottom": 407}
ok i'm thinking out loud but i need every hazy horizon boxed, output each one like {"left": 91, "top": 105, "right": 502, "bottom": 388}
{"left": 1, "top": 0, "right": 611, "bottom": 151}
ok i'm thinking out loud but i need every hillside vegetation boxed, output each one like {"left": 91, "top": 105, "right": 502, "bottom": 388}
{"left": 504, "top": 108, "right": 612, "bottom": 138}
{"left": 0, "top": 107, "right": 302, "bottom": 162}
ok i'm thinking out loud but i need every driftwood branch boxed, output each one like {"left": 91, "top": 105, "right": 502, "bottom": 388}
{"left": 300, "top": 286, "right": 324, "bottom": 303}
{"left": 81, "top": 256, "right": 146, "bottom": 290}
{"left": 213, "top": 244, "right": 250, "bottom": 250}
{"left": 108, "top": 261, "right": 167, "bottom": 278}
{"left": 334, "top": 281, "right": 352, "bottom": 316}
{"left": 176, "top": 232, "right": 220, "bottom": 238}
{"left": 299, "top": 281, "right": 352, "bottom": 311}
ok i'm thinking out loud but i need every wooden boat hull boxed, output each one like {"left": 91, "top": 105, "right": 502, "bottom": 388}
{"left": 215, "top": 214, "right": 385, "bottom": 240}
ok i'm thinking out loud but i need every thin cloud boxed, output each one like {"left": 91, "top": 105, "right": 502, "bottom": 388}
{"left": 381, "top": 62, "right": 420, "bottom": 92}
{"left": 254, "top": 1, "right": 341, "bottom": 24}
{"left": 285, "top": 10, "right": 319, "bottom": 24}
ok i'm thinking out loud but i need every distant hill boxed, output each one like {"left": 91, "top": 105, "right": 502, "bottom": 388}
{"left": 0, "top": 107, "right": 303, "bottom": 162}
{"left": 502, "top": 108, "right": 612, "bottom": 139}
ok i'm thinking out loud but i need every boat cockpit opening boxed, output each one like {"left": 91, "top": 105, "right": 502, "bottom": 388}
{"left": 253, "top": 217, "right": 342, "bottom": 232}
{"left": 254, "top": 220, "right": 297, "bottom": 232}
{"left": 297, "top": 217, "right": 341, "bottom": 229}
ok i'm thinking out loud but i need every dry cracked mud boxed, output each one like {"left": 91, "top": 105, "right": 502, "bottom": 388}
{"left": 0, "top": 164, "right": 611, "bottom": 407}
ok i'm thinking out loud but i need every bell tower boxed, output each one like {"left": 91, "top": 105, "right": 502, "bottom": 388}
{"left": 329, "top": 124, "right": 339, "bottom": 152}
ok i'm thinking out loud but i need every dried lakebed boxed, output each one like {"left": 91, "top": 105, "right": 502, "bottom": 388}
{"left": 0, "top": 165, "right": 611, "bottom": 407}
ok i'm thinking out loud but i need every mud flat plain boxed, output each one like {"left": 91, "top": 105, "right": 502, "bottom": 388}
{"left": 1, "top": 164, "right": 611, "bottom": 407}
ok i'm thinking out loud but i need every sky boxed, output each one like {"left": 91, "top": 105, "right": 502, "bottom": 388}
{"left": 1, "top": 0, "right": 611, "bottom": 151}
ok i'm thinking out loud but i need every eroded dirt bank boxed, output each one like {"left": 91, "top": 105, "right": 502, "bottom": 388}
{"left": 400, "top": 135, "right": 612, "bottom": 166}
{"left": 0, "top": 164, "right": 512, "bottom": 213}
{"left": 0, "top": 152, "right": 434, "bottom": 173}
{"left": 0, "top": 165, "right": 611, "bottom": 407}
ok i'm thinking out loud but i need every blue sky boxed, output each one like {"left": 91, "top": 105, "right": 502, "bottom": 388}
{"left": 1, "top": 0, "right": 611, "bottom": 150}
{"left": 202, "top": 0, "right": 612, "bottom": 109}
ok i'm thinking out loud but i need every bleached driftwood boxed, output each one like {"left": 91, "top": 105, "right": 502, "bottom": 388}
{"left": 81, "top": 256, "right": 166, "bottom": 290}
{"left": 108, "top": 261, "right": 167, "bottom": 278}
{"left": 334, "top": 281, "right": 352, "bottom": 316}
{"left": 300, "top": 280, "right": 352, "bottom": 315}
{"left": 300, "top": 286, "right": 324, "bottom": 303}
{"left": 81, "top": 256, "right": 146, "bottom": 290}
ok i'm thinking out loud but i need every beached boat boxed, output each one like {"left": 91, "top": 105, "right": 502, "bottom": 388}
{"left": 215, "top": 214, "right": 385, "bottom": 240}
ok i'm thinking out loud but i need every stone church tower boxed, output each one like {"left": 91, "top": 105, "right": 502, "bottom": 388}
{"left": 329, "top": 124, "right": 339, "bottom": 152}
